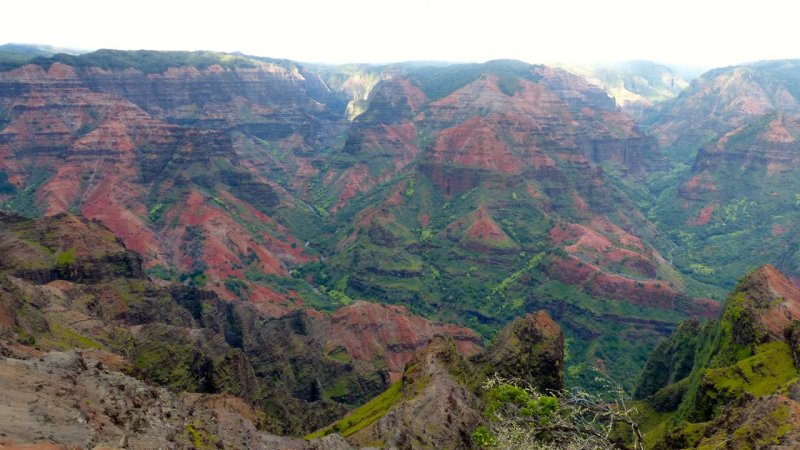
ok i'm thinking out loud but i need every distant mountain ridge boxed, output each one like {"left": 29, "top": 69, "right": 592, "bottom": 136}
{"left": 557, "top": 60, "right": 690, "bottom": 118}
{"left": 644, "top": 59, "right": 800, "bottom": 291}
{"left": 0, "top": 43, "right": 86, "bottom": 71}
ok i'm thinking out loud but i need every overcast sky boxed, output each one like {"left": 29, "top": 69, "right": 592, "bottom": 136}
{"left": 3, "top": 0, "right": 798, "bottom": 68}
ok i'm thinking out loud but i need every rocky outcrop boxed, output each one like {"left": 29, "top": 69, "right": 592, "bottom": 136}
{"left": 732, "top": 264, "right": 800, "bottom": 341}
{"left": 0, "top": 348, "right": 270, "bottom": 449}
{"left": 325, "top": 300, "right": 482, "bottom": 381}
{"left": 637, "top": 265, "right": 800, "bottom": 448}
{"left": 472, "top": 311, "right": 564, "bottom": 392}
{"left": 311, "top": 311, "right": 565, "bottom": 449}
{"left": 346, "top": 337, "right": 482, "bottom": 449}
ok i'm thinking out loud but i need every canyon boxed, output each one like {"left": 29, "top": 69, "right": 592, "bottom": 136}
{"left": 3, "top": 45, "right": 800, "bottom": 447}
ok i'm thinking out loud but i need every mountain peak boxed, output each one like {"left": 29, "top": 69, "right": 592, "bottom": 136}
{"left": 732, "top": 264, "right": 800, "bottom": 340}
{"left": 474, "top": 310, "right": 564, "bottom": 391}
{"left": 736, "top": 264, "right": 800, "bottom": 305}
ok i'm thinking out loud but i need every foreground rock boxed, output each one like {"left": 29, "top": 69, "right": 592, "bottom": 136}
{"left": 309, "top": 311, "right": 564, "bottom": 449}
{"left": 0, "top": 346, "right": 341, "bottom": 449}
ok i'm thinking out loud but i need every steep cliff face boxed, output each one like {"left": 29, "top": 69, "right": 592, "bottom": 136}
{"left": 0, "top": 52, "right": 345, "bottom": 305}
{"left": 647, "top": 60, "right": 800, "bottom": 289}
{"left": 324, "top": 77, "right": 426, "bottom": 211}
{"left": 325, "top": 60, "right": 662, "bottom": 208}
{"left": 0, "top": 212, "right": 483, "bottom": 438}
{"left": 649, "top": 61, "right": 800, "bottom": 158}
{"left": 636, "top": 265, "right": 800, "bottom": 448}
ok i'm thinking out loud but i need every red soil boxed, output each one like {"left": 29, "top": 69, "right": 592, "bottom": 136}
{"left": 739, "top": 265, "right": 800, "bottom": 340}
{"left": 686, "top": 206, "right": 715, "bottom": 226}
{"left": 418, "top": 213, "right": 430, "bottom": 228}
{"left": 682, "top": 172, "right": 718, "bottom": 193}
{"left": 326, "top": 301, "right": 482, "bottom": 380}
{"left": 433, "top": 116, "right": 523, "bottom": 174}
{"left": 547, "top": 254, "right": 714, "bottom": 314}
{"left": 771, "top": 224, "right": 788, "bottom": 236}
{"left": 464, "top": 207, "right": 513, "bottom": 245}
{"left": 333, "top": 122, "right": 420, "bottom": 210}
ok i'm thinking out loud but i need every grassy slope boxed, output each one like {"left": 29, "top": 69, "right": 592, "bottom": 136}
{"left": 305, "top": 381, "right": 403, "bottom": 441}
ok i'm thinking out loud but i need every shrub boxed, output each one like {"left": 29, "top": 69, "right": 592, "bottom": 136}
{"left": 474, "top": 375, "right": 643, "bottom": 449}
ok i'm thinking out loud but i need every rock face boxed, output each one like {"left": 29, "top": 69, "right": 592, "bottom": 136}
{"left": 472, "top": 311, "right": 564, "bottom": 392}
{"left": 326, "top": 300, "right": 482, "bottom": 382}
{"left": 0, "top": 346, "right": 362, "bottom": 449}
{"left": 347, "top": 338, "right": 483, "bottom": 449}
{"left": 635, "top": 265, "right": 800, "bottom": 448}
{"left": 0, "top": 348, "right": 300, "bottom": 449}
{"left": 311, "top": 311, "right": 564, "bottom": 449}
{"left": 0, "top": 52, "right": 341, "bottom": 306}
{"left": 732, "top": 264, "right": 800, "bottom": 340}
{"left": 0, "top": 212, "right": 483, "bottom": 438}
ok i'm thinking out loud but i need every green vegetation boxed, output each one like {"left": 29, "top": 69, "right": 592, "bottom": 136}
{"left": 306, "top": 381, "right": 404, "bottom": 440}
{"left": 310, "top": 166, "right": 686, "bottom": 391}
{"left": 148, "top": 203, "right": 165, "bottom": 222}
{"left": 483, "top": 382, "right": 558, "bottom": 419}
{"left": 224, "top": 276, "right": 249, "bottom": 299}
{"left": 475, "top": 376, "right": 644, "bottom": 449}
{"left": 131, "top": 341, "right": 211, "bottom": 392}
{"left": 324, "top": 348, "right": 351, "bottom": 364}
{"left": 40, "top": 320, "right": 102, "bottom": 350}
{"left": 146, "top": 264, "right": 177, "bottom": 281}
{"left": 635, "top": 266, "right": 800, "bottom": 448}
{"left": 56, "top": 247, "right": 77, "bottom": 266}
{"left": 689, "top": 263, "right": 714, "bottom": 276}
{"left": 640, "top": 76, "right": 800, "bottom": 296}
{"left": 184, "top": 421, "right": 217, "bottom": 449}
{"left": 5, "top": 166, "right": 55, "bottom": 217}
{"left": 0, "top": 43, "right": 74, "bottom": 70}
{"left": 702, "top": 341, "right": 797, "bottom": 400}
{"left": 29, "top": 49, "right": 259, "bottom": 73}
{"left": 471, "top": 426, "right": 497, "bottom": 448}
{"left": 411, "top": 59, "right": 543, "bottom": 100}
